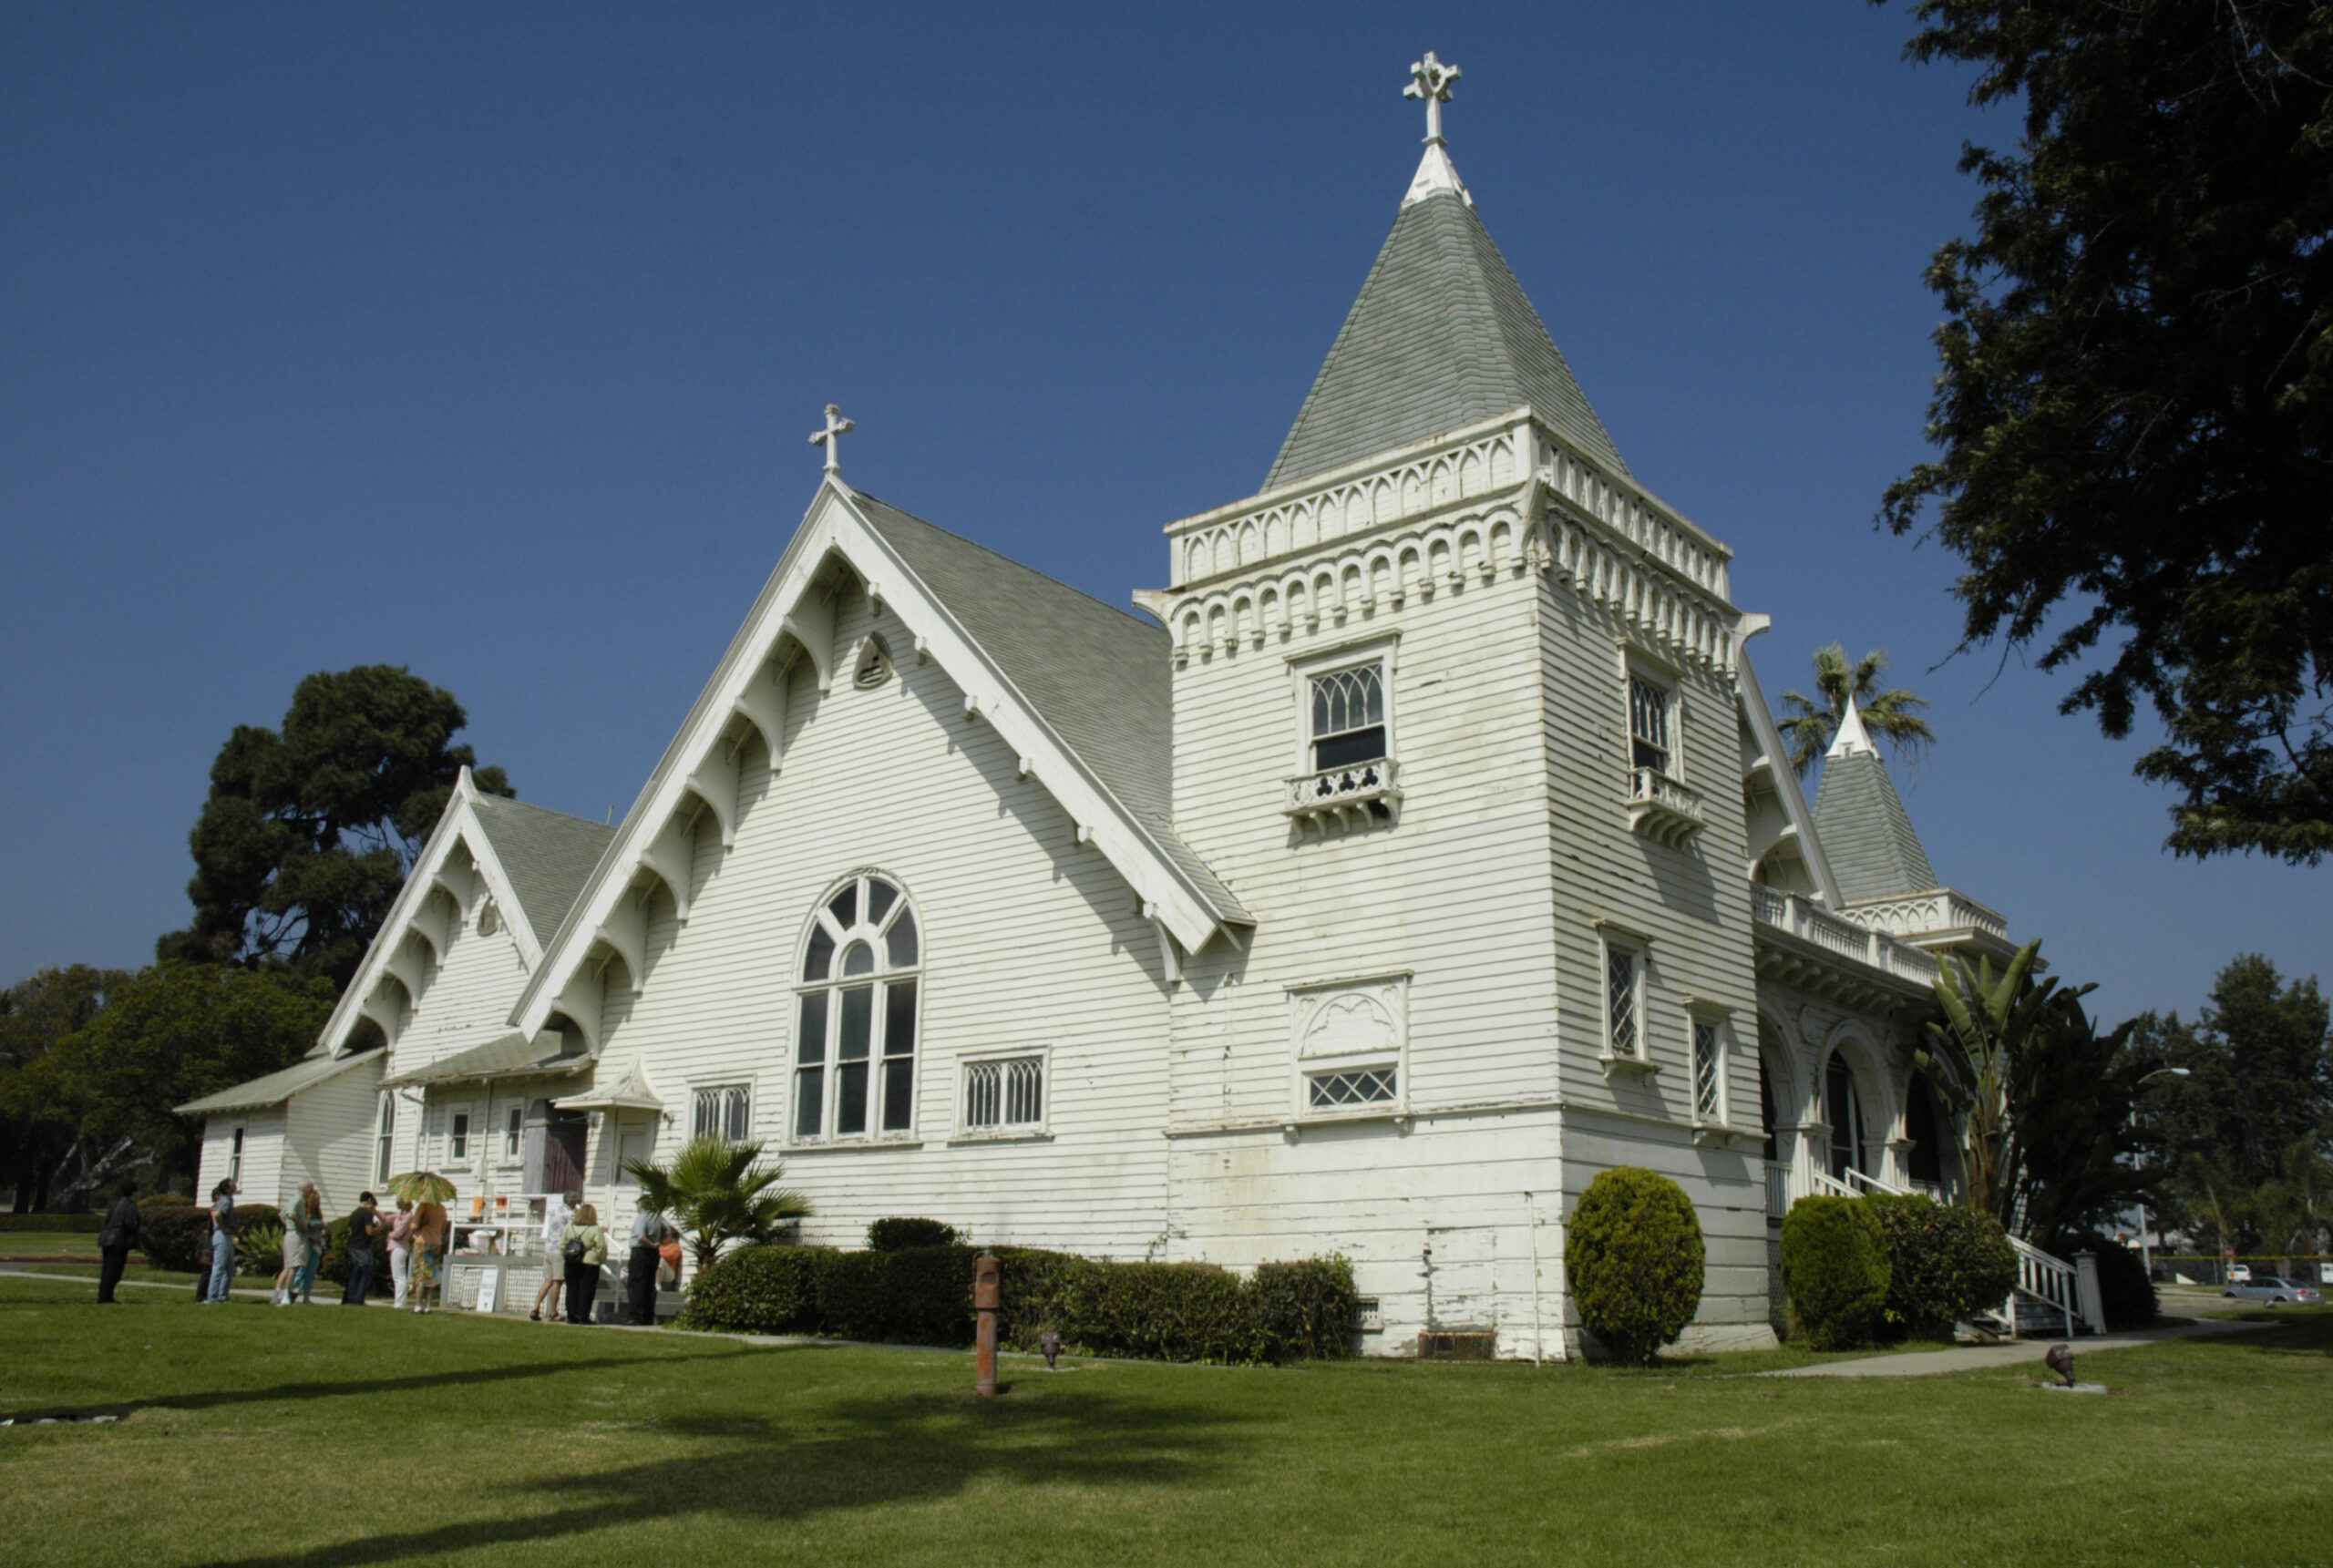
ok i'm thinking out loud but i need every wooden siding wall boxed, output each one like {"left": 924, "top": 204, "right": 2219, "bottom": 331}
{"left": 1536, "top": 572, "right": 1770, "bottom": 1344}
{"left": 283, "top": 1058, "right": 385, "bottom": 1217}
{"left": 564, "top": 583, "right": 1177, "bottom": 1257}
{"left": 195, "top": 1111, "right": 284, "bottom": 1209}
{"left": 385, "top": 879, "right": 532, "bottom": 1077}
{"left": 1166, "top": 538, "right": 1570, "bottom": 1352}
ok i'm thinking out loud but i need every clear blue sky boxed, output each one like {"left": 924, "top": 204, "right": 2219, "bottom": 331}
{"left": 3, "top": 3, "right": 2321, "bottom": 1021}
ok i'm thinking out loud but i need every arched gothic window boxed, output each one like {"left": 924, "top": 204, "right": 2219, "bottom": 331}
{"left": 1824, "top": 1051, "right": 1865, "bottom": 1180}
{"left": 794, "top": 874, "right": 920, "bottom": 1140}
{"left": 1761, "top": 1061, "right": 1779, "bottom": 1164}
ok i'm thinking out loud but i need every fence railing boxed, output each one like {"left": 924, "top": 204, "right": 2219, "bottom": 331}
{"left": 2006, "top": 1235, "right": 2094, "bottom": 1337}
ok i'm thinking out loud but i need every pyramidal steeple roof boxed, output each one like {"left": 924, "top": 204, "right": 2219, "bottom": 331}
{"left": 1263, "top": 141, "right": 1629, "bottom": 492}
{"left": 1811, "top": 697, "right": 1939, "bottom": 904}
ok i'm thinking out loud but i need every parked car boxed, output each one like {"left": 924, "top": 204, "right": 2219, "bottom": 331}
{"left": 2221, "top": 1276, "right": 2323, "bottom": 1306}
{"left": 2225, "top": 1264, "right": 2253, "bottom": 1284}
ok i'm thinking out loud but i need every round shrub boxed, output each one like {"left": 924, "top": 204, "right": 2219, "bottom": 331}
{"left": 1565, "top": 1167, "right": 1707, "bottom": 1366}
{"left": 1780, "top": 1195, "right": 1892, "bottom": 1348}
{"left": 867, "top": 1217, "right": 959, "bottom": 1252}
{"left": 678, "top": 1245, "right": 833, "bottom": 1334}
{"left": 2063, "top": 1232, "right": 2158, "bottom": 1329}
{"left": 1865, "top": 1196, "right": 2018, "bottom": 1338}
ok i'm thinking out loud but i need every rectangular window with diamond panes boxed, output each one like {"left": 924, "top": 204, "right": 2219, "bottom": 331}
{"left": 1607, "top": 946, "right": 1643, "bottom": 1060}
{"left": 963, "top": 1056, "right": 1043, "bottom": 1132}
{"left": 1629, "top": 677, "right": 1673, "bottom": 777}
{"left": 694, "top": 1083, "right": 752, "bottom": 1142}
{"left": 1692, "top": 1019, "right": 1721, "bottom": 1121}
{"left": 1308, "top": 1066, "right": 1397, "bottom": 1110}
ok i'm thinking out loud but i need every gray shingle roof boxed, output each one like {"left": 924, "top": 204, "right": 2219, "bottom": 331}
{"left": 174, "top": 1050, "right": 375, "bottom": 1115}
{"left": 852, "top": 491, "right": 1248, "bottom": 921}
{"left": 381, "top": 1030, "right": 589, "bottom": 1087}
{"left": 1263, "top": 184, "right": 1628, "bottom": 492}
{"left": 468, "top": 796, "right": 618, "bottom": 947}
{"left": 1811, "top": 750, "right": 1938, "bottom": 904}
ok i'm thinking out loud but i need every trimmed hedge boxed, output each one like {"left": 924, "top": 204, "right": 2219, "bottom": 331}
{"left": 681, "top": 1243, "right": 1357, "bottom": 1366}
{"left": 868, "top": 1217, "right": 960, "bottom": 1251}
{"left": 0, "top": 1214, "right": 105, "bottom": 1233}
{"left": 2063, "top": 1232, "right": 2158, "bottom": 1330}
{"left": 139, "top": 1199, "right": 278, "bottom": 1273}
{"left": 1865, "top": 1195, "right": 2018, "bottom": 1338}
{"left": 1780, "top": 1195, "right": 1892, "bottom": 1348}
{"left": 1564, "top": 1167, "right": 1707, "bottom": 1365}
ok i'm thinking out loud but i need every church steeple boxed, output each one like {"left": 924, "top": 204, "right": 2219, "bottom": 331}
{"left": 1262, "top": 56, "right": 1628, "bottom": 492}
{"left": 1812, "top": 696, "right": 1939, "bottom": 903}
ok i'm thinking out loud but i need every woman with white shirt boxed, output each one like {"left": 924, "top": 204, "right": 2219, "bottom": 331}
{"left": 386, "top": 1198, "right": 416, "bottom": 1309}
{"left": 530, "top": 1190, "right": 576, "bottom": 1322}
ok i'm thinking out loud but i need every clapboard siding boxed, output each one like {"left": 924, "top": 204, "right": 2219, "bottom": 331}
{"left": 284, "top": 1056, "right": 385, "bottom": 1215}
{"left": 382, "top": 881, "right": 532, "bottom": 1076}
{"left": 563, "top": 582, "right": 1177, "bottom": 1258}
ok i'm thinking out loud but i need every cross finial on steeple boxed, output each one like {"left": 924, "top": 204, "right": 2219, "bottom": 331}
{"left": 809, "top": 404, "right": 855, "bottom": 476}
{"left": 1404, "top": 51, "right": 1460, "bottom": 146}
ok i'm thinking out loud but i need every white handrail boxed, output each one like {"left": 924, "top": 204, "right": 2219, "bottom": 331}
{"left": 2005, "top": 1235, "right": 2097, "bottom": 1336}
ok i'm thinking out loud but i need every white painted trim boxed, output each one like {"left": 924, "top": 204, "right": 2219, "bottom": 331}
{"left": 511, "top": 480, "right": 1240, "bottom": 1043}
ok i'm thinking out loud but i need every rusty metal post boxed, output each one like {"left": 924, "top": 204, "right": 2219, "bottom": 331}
{"left": 972, "top": 1252, "right": 1001, "bottom": 1397}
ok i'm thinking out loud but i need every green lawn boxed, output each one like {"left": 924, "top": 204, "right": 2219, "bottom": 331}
{"left": 1, "top": 1277, "right": 2326, "bottom": 1567}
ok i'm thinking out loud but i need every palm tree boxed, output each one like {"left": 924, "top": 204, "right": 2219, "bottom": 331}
{"left": 1915, "top": 940, "right": 2057, "bottom": 1227}
{"left": 1777, "top": 643, "right": 1936, "bottom": 775}
{"left": 622, "top": 1134, "right": 811, "bottom": 1276}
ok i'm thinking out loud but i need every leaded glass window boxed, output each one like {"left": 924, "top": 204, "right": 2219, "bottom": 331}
{"left": 1310, "top": 663, "right": 1387, "bottom": 772}
{"left": 1607, "top": 947, "right": 1642, "bottom": 1059}
{"left": 1629, "top": 676, "right": 1672, "bottom": 776}
{"left": 794, "top": 874, "right": 920, "bottom": 1141}
{"left": 963, "top": 1056, "right": 1043, "bottom": 1131}
{"left": 1307, "top": 1068, "right": 1397, "bottom": 1109}
{"left": 693, "top": 1084, "right": 752, "bottom": 1142}
{"left": 1692, "top": 1020, "right": 1721, "bottom": 1121}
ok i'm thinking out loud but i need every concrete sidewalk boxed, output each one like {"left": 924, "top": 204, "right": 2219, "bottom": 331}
{"left": 1762, "top": 1317, "right": 2275, "bottom": 1377}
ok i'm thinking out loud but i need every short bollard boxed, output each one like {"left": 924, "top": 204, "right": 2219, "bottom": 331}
{"left": 973, "top": 1253, "right": 1001, "bottom": 1397}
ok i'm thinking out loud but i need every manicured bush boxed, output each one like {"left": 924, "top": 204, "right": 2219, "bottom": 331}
{"left": 2062, "top": 1232, "right": 2158, "bottom": 1330}
{"left": 683, "top": 1241, "right": 1357, "bottom": 1365}
{"left": 867, "top": 1217, "right": 960, "bottom": 1251}
{"left": 1780, "top": 1195, "right": 1892, "bottom": 1348}
{"left": 1247, "top": 1259, "right": 1362, "bottom": 1362}
{"left": 677, "top": 1245, "right": 834, "bottom": 1334}
{"left": 0, "top": 1213, "right": 106, "bottom": 1233}
{"left": 138, "top": 1199, "right": 277, "bottom": 1273}
{"left": 1564, "top": 1167, "right": 1707, "bottom": 1365}
{"left": 1865, "top": 1195, "right": 2018, "bottom": 1338}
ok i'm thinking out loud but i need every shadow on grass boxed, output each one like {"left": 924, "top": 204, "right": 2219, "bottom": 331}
{"left": 0, "top": 1346, "right": 766, "bottom": 1426}
{"left": 210, "top": 1387, "right": 1249, "bottom": 1567}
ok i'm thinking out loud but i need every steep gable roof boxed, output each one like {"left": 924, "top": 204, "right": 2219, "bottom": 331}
{"left": 467, "top": 795, "right": 617, "bottom": 949}
{"left": 851, "top": 493, "right": 1238, "bottom": 917}
{"left": 1264, "top": 156, "right": 1627, "bottom": 492}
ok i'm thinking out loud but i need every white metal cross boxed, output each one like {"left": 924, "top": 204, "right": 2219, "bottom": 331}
{"left": 1404, "top": 52, "right": 1460, "bottom": 145}
{"left": 809, "top": 404, "right": 855, "bottom": 475}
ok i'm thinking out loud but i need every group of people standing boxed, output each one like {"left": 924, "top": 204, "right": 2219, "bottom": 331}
{"left": 528, "top": 1191, "right": 678, "bottom": 1327}
{"left": 97, "top": 1177, "right": 677, "bottom": 1322}
{"left": 183, "top": 1178, "right": 451, "bottom": 1310}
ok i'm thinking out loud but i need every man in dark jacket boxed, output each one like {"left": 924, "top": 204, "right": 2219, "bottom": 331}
{"left": 98, "top": 1183, "right": 141, "bottom": 1303}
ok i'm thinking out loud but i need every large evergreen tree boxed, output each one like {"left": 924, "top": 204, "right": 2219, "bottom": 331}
{"left": 1877, "top": 1, "right": 2333, "bottom": 862}
{"left": 2134, "top": 954, "right": 2331, "bottom": 1250}
{"left": 0, "top": 966, "right": 128, "bottom": 1211}
{"left": 159, "top": 666, "right": 512, "bottom": 990}
{"left": 49, "top": 963, "right": 337, "bottom": 1194}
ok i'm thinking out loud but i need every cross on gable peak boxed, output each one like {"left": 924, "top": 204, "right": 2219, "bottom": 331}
{"left": 809, "top": 404, "right": 855, "bottom": 476}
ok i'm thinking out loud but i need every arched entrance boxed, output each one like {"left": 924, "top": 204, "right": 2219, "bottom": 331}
{"left": 1824, "top": 1052, "right": 1867, "bottom": 1181}
{"left": 1905, "top": 1076, "right": 1945, "bottom": 1190}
